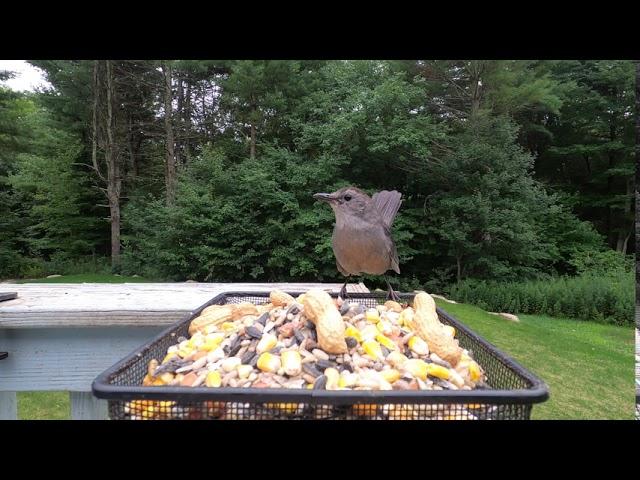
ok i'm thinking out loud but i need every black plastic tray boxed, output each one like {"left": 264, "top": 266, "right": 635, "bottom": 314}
{"left": 92, "top": 291, "right": 549, "bottom": 420}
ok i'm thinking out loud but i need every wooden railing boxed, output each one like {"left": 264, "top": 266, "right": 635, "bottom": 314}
{"left": 0, "top": 282, "right": 368, "bottom": 420}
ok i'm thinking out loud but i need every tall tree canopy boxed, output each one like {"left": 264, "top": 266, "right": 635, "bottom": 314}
{"left": 0, "top": 60, "right": 633, "bottom": 289}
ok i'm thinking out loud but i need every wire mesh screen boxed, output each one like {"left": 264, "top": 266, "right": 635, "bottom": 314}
{"left": 95, "top": 292, "right": 546, "bottom": 420}
{"left": 110, "top": 400, "right": 532, "bottom": 420}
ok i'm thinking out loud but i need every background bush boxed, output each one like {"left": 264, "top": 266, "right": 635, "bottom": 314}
{"left": 447, "top": 254, "right": 634, "bottom": 325}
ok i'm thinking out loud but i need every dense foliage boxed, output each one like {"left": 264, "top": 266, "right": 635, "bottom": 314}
{"left": 0, "top": 61, "right": 634, "bottom": 307}
{"left": 449, "top": 270, "right": 633, "bottom": 326}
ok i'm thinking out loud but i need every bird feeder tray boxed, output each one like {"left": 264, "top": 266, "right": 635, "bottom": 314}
{"left": 92, "top": 291, "right": 548, "bottom": 420}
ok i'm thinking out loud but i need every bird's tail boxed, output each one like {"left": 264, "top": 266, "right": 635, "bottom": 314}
{"left": 372, "top": 190, "right": 402, "bottom": 229}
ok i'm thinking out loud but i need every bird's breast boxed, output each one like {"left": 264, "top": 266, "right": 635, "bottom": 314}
{"left": 332, "top": 224, "right": 393, "bottom": 275}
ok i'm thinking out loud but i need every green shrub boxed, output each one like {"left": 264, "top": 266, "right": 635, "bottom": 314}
{"left": 448, "top": 271, "right": 634, "bottom": 325}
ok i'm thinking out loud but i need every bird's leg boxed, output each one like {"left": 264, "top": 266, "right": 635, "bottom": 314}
{"left": 385, "top": 276, "right": 401, "bottom": 303}
{"left": 339, "top": 278, "right": 349, "bottom": 301}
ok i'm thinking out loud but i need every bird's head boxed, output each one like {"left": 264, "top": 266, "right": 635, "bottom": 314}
{"left": 313, "top": 186, "right": 371, "bottom": 224}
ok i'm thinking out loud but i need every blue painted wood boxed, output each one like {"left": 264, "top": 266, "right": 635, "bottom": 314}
{"left": 0, "top": 327, "right": 163, "bottom": 392}
{"left": 0, "top": 391, "right": 17, "bottom": 420}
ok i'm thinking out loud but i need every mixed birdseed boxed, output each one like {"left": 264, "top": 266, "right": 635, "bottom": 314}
{"left": 127, "top": 291, "right": 489, "bottom": 420}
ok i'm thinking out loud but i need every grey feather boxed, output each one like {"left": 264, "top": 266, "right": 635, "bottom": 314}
{"left": 389, "top": 243, "right": 400, "bottom": 274}
{"left": 372, "top": 190, "right": 402, "bottom": 229}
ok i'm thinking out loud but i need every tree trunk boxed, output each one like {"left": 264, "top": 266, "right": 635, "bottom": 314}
{"left": 162, "top": 61, "right": 176, "bottom": 206}
{"left": 175, "top": 73, "right": 183, "bottom": 167}
{"left": 456, "top": 255, "right": 462, "bottom": 283}
{"left": 105, "top": 60, "right": 121, "bottom": 267}
{"left": 616, "top": 178, "right": 633, "bottom": 253}
{"left": 250, "top": 122, "right": 256, "bottom": 159}
{"left": 127, "top": 113, "right": 138, "bottom": 182}
{"left": 606, "top": 115, "right": 616, "bottom": 248}
{"left": 249, "top": 95, "right": 257, "bottom": 159}
{"left": 469, "top": 61, "right": 484, "bottom": 118}
{"left": 91, "top": 61, "right": 100, "bottom": 178}
{"left": 184, "top": 80, "right": 192, "bottom": 164}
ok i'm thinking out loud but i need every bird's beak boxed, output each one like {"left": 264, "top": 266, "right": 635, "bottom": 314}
{"left": 313, "top": 192, "right": 335, "bottom": 202}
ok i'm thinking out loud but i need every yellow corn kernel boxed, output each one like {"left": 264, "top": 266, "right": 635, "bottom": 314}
{"left": 408, "top": 336, "right": 429, "bottom": 356}
{"left": 159, "top": 372, "right": 174, "bottom": 384}
{"left": 141, "top": 408, "right": 155, "bottom": 419}
{"left": 468, "top": 361, "right": 481, "bottom": 382}
{"left": 152, "top": 378, "right": 166, "bottom": 386}
{"left": 204, "top": 332, "right": 225, "bottom": 346}
{"left": 376, "top": 320, "right": 393, "bottom": 336}
{"left": 338, "top": 371, "right": 359, "bottom": 388}
{"left": 188, "top": 333, "right": 205, "bottom": 349}
{"left": 257, "top": 352, "right": 281, "bottom": 373}
{"left": 205, "top": 371, "right": 222, "bottom": 388}
{"left": 162, "top": 352, "right": 178, "bottom": 364}
{"left": 129, "top": 400, "right": 151, "bottom": 412}
{"left": 200, "top": 339, "right": 219, "bottom": 352}
{"left": 375, "top": 333, "right": 397, "bottom": 351}
{"left": 365, "top": 308, "right": 380, "bottom": 323}
{"left": 381, "top": 369, "right": 401, "bottom": 383}
{"left": 265, "top": 403, "right": 299, "bottom": 413}
{"left": 444, "top": 325, "right": 456, "bottom": 338}
{"left": 352, "top": 404, "right": 378, "bottom": 417}
{"left": 281, "top": 350, "right": 302, "bottom": 376}
{"left": 344, "top": 325, "right": 362, "bottom": 343}
{"left": 177, "top": 347, "right": 193, "bottom": 358}
{"left": 360, "top": 325, "right": 379, "bottom": 342}
{"left": 324, "top": 367, "right": 340, "bottom": 390}
{"left": 426, "top": 363, "right": 450, "bottom": 380}
{"left": 222, "top": 322, "right": 240, "bottom": 332}
{"left": 362, "top": 340, "right": 384, "bottom": 361}
{"left": 387, "top": 351, "right": 408, "bottom": 369}
{"left": 307, "top": 383, "right": 314, "bottom": 389}
{"left": 256, "top": 333, "right": 278, "bottom": 354}
{"left": 404, "top": 359, "right": 429, "bottom": 380}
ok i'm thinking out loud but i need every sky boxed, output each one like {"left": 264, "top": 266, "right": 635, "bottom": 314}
{"left": 0, "top": 60, "right": 50, "bottom": 91}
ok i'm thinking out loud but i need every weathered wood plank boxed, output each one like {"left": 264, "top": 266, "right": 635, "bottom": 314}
{"left": 70, "top": 392, "right": 108, "bottom": 420}
{"left": 0, "top": 391, "right": 17, "bottom": 420}
{"left": 0, "top": 327, "right": 164, "bottom": 391}
{"left": 0, "top": 282, "right": 368, "bottom": 328}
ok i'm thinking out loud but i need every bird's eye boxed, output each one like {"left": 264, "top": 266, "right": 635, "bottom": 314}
{"left": 344, "top": 195, "right": 352, "bottom": 201}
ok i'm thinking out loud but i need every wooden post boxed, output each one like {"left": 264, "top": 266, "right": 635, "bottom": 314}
{"left": 70, "top": 392, "right": 108, "bottom": 420}
{"left": 0, "top": 392, "right": 17, "bottom": 420}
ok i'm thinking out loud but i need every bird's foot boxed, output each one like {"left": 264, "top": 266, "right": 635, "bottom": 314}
{"left": 339, "top": 283, "right": 349, "bottom": 302}
{"left": 386, "top": 285, "right": 401, "bottom": 303}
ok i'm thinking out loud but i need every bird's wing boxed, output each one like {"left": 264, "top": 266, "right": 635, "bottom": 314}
{"left": 372, "top": 190, "right": 402, "bottom": 230}
{"left": 335, "top": 258, "right": 350, "bottom": 276}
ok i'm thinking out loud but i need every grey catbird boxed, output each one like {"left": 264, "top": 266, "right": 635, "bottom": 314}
{"left": 313, "top": 186, "right": 402, "bottom": 301}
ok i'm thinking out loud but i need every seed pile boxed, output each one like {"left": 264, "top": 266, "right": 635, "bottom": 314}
{"left": 127, "top": 289, "right": 489, "bottom": 420}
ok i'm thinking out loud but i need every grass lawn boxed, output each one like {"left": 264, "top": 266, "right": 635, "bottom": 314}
{"left": 17, "top": 391, "right": 70, "bottom": 420}
{"left": 12, "top": 278, "right": 634, "bottom": 419}
{"left": 435, "top": 300, "right": 635, "bottom": 420}
{"left": 15, "top": 273, "right": 150, "bottom": 283}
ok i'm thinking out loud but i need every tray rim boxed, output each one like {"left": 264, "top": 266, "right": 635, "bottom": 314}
{"left": 92, "top": 290, "right": 550, "bottom": 405}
